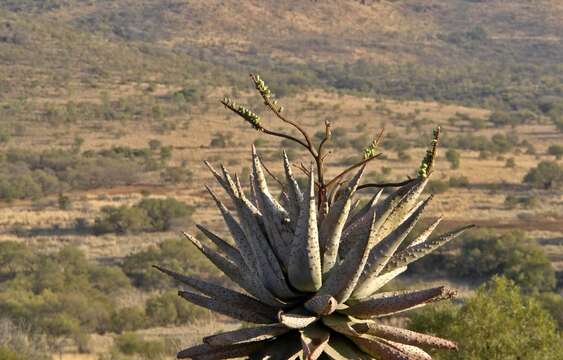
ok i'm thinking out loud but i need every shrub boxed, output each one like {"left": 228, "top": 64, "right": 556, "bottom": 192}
{"left": 93, "top": 198, "right": 193, "bottom": 235}
{"left": 445, "top": 149, "right": 460, "bottom": 169}
{"left": 426, "top": 180, "right": 449, "bottom": 194}
{"left": 121, "top": 238, "right": 216, "bottom": 290}
{"left": 148, "top": 139, "right": 162, "bottom": 150}
{"left": 505, "top": 157, "right": 516, "bottom": 168}
{"left": 454, "top": 230, "right": 556, "bottom": 292}
{"left": 113, "top": 333, "right": 167, "bottom": 359}
{"left": 537, "top": 292, "right": 563, "bottom": 330}
{"left": 0, "top": 347, "right": 22, "bottom": 360}
{"left": 145, "top": 291, "right": 208, "bottom": 326}
{"left": 57, "top": 193, "right": 71, "bottom": 210}
{"left": 160, "top": 167, "right": 193, "bottom": 184}
{"left": 136, "top": 198, "right": 193, "bottom": 232}
{"left": 0, "top": 245, "right": 133, "bottom": 349}
{"left": 110, "top": 307, "right": 147, "bottom": 334}
{"left": 93, "top": 205, "right": 149, "bottom": 235}
{"left": 409, "top": 277, "right": 562, "bottom": 359}
{"left": 523, "top": 161, "right": 563, "bottom": 189}
{"left": 504, "top": 194, "right": 539, "bottom": 209}
{"left": 448, "top": 175, "right": 469, "bottom": 188}
{"left": 547, "top": 144, "right": 563, "bottom": 159}
{"left": 409, "top": 229, "right": 556, "bottom": 293}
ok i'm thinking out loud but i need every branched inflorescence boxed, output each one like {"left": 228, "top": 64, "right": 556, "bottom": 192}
{"left": 158, "top": 74, "right": 473, "bottom": 359}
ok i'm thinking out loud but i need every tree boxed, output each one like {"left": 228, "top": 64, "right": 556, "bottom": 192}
{"left": 523, "top": 161, "right": 562, "bottom": 189}
{"left": 445, "top": 149, "right": 460, "bottom": 169}
{"left": 409, "top": 277, "right": 562, "bottom": 360}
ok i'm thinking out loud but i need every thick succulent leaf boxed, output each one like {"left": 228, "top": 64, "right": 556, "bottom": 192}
{"left": 178, "top": 290, "right": 275, "bottom": 324}
{"left": 342, "top": 178, "right": 416, "bottom": 248}
{"left": 203, "top": 160, "right": 232, "bottom": 197}
{"left": 252, "top": 146, "right": 287, "bottom": 213}
{"left": 196, "top": 224, "right": 245, "bottom": 269}
{"left": 183, "top": 232, "right": 284, "bottom": 306}
{"left": 203, "top": 324, "right": 290, "bottom": 346}
{"left": 288, "top": 168, "right": 323, "bottom": 292}
{"left": 318, "top": 198, "right": 396, "bottom": 304}
{"left": 248, "top": 172, "right": 259, "bottom": 207}
{"left": 338, "top": 189, "right": 383, "bottom": 257}
{"left": 344, "top": 286, "right": 457, "bottom": 318}
{"left": 407, "top": 217, "right": 442, "bottom": 248}
{"left": 230, "top": 188, "right": 298, "bottom": 299}
{"left": 328, "top": 181, "right": 343, "bottom": 208}
{"left": 322, "top": 314, "right": 360, "bottom": 336}
{"left": 239, "top": 270, "right": 292, "bottom": 308}
{"left": 153, "top": 266, "right": 277, "bottom": 320}
{"left": 342, "top": 177, "right": 426, "bottom": 257}
{"left": 384, "top": 224, "right": 475, "bottom": 273}
{"left": 251, "top": 147, "right": 293, "bottom": 267}
{"left": 352, "top": 322, "right": 458, "bottom": 350}
{"left": 279, "top": 308, "right": 319, "bottom": 329}
{"left": 357, "top": 196, "right": 433, "bottom": 296}
{"left": 177, "top": 341, "right": 265, "bottom": 359}
{"left": 231, "top": 170, "right": 263, "bottom": 219}
{"left": 280, "top": 191, "right": 291, "bottom": 212}
{"left": 323, "top": 334, "right": 373, "bottom": 360}
{"left": 205, "top": 187, "right": 256, "bottom": 271}
{"left": 304, "top": 295, "right": 338, "bottom": 316}
{"left": 351, "top": 266, "right": 407, "bottom": 300}
{"left": 283, "top": 149, "right": 303, "bottom": 225}
{"left": 249, "top": 331, "right": 303, "bottom": 360}
{"left": 321, "top": 165, "right": 365, "bottom": 278}
{"left": 301, "top": 323, "right": 331, "bottom": 360}
{"left": 375, "top": 178, "right": 429, "bottom": 241}
{"left": 346, "top": 192, "right": 380, "bottom": 228}
{"left": 377, "top": 339, "right": 432, "bottom": 360}
{"left": 350, "top": 335, "right": 415, "bottom": 360}
{"left": 183, "top": 232, "right": 246, "bottom": 285}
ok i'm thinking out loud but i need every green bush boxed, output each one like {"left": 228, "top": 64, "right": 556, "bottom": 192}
{"left": 547, "top": 144, "right": 563, "bottom": 160}
{"left": 0, "top": 347, "right": 22, "bottom": 360}
{"left": 93, "top": 205, "right": 150, "bottom": 235}
{"left": 113, "top": 333, "right": 167, "bottom": 360}
{"left": 93, "top": 197, "right": 193, "bottom": 235}
{"left": 137, "top": 198, "right": 193, "bottom": 232}
{"left": 121, "top": 238, "right": 216, "bottom": 290}
{"left": 110, "top": 307, "right": 147, "bottom": 334}
{"left": 0, "top": 244, "right": 133, "bottom": 348}
{"left": 426, "top": 180, "right": 449, "bottom": 194}
{"left": 505, "top": 157, "right": 516, "bottom": 168}
{"left": 409, "top": 230, "right": 556, "bottom": 293}
{"left": 504, "top": 194, "right": 539, "bottom": 209}
{"left": 409, "top": 277, "right": 561, "bottom": 360}
{"left": 448, "top": 175, "right": 469, "bottom": 188}
{"left": 456, "top": 230, "right": 555, "bottom": 292}
{"left": 445, "top": 149, "right": 460, "bottom": 169}
{"left": 145, "top": 291, "right": 208, "bottom": 326}
{"left": 523, "top": 161, "right": 563, "bottom": 189}
{"left": 0, "top": 148, "right": 154, "bottom": 201}
{"left": 537, "top": 292, "right": 563, "bottom": 330}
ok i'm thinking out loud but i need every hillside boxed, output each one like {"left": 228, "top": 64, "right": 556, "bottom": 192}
{"left": 1, "top": 0, "right": 561, "bottom": 119}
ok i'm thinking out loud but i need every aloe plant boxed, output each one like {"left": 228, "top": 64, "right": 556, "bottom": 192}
{"left": 157, "top": 74, "right": 473, "bottom": 359}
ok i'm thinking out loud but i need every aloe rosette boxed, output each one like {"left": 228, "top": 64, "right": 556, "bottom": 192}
{"left": 156, "top": 74, "right": 473, "bottom": 359}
